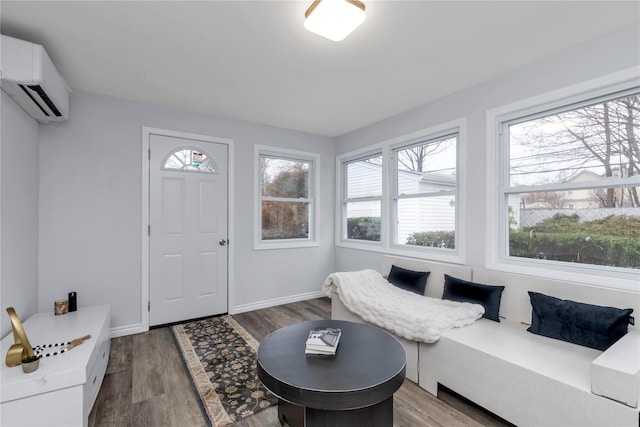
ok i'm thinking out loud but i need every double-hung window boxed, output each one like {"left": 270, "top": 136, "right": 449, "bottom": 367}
{"left": 342, "top": 153, "right": 383, "bottom": 242}
{"left": 498, "top": 88, "right": 640, "bottom": 274}
{"left": 337, "top": 120, "right": 463, "bottom": 261}
{"left": 255, "top": 146, "right": 319, "bottom": 249}
{"left": 392, "top": 133, "right": 458, "bottom": 250}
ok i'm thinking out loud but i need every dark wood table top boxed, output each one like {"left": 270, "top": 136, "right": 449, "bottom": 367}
{"left": 257, "top": 320, "right": 406, "bottom": 411}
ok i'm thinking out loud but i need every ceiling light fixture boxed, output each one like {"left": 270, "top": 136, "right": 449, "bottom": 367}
{"left": 304, "top": 0, "right": 366, "bottom": 42}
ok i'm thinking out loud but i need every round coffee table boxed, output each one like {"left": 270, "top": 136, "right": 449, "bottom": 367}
{"left": 256, "top": 320, "right": 406, "bottom": 427}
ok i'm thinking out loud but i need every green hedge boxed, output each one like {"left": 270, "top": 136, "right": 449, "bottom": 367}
{"left": 524, "top": 213, "right": 640, "bottom": 237}
{"left": 406, "top": 231, "right": 455, "bottom": 249}
{"left": 347, "top": 213, "right": 639, "bottom": 268}
{"left": 511, "top": 214, "right": 640, "bottom": 268}
{"left": 347, "top": 217, "right": 381, "bottom": 241}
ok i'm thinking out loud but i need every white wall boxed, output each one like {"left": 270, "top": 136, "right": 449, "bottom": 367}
{"left": 335, "top": 24, "right": 640, "bottom": 273}
{"left": 0, "top": 92, "right": 40, "bottom": 338}
{"left": 37, "top": 91, "right": 335, "bottom": 332}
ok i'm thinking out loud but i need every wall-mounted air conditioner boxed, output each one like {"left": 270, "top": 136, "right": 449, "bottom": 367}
{"left": 0, "top": 35, "right": 70, "bottom": 123}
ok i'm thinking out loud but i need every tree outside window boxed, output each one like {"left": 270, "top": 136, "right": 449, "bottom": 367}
{"left": 505, "top": 91, "right": 640, "bottom": 269}
{"left": 260, "top": 154, "right": 313, "bottom": 241}
{"left": 394, "top": 135, "right": 458, "bottom": 249}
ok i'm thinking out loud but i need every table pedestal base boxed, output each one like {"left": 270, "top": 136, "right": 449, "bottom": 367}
{"left": 277, "top": 396, "right": 393, "bottom": 427}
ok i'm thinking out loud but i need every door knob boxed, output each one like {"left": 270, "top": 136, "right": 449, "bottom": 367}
{"left": 219, "top": 239, "right": 228, "bottom": 246}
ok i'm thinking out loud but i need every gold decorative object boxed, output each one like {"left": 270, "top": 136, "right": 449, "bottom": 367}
{"left": 5, "top": 307, "right": 36, "bottom": 367}
{"left": 67, "top": 335, "right": 91, "bottom": 350}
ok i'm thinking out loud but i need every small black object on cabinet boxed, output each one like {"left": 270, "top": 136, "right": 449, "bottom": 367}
{"left": 68, "top": 292, "right": 77, "bottom": 312}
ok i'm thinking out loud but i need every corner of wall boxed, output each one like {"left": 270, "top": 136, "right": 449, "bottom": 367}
{"left": 0, "top": 92, "right": 41, "bottom": 338}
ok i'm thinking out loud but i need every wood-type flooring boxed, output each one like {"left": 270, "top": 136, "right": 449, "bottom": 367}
{"left": 89, "top": 298, "right": 512, "bottom": 427}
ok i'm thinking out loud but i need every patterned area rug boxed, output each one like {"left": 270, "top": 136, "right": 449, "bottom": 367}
{"left": 171, "top": 315, "right": 277, "bottom": 427}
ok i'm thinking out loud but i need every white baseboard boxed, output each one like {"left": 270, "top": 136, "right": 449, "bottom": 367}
{"left": 230, "top": 290, "right": 325, "bottom": 315}
{"left": 110, "top": 322, "right": 145, "bottom": 338}
{"left": 108, "top": 291, "right": 325, "bottom": 337}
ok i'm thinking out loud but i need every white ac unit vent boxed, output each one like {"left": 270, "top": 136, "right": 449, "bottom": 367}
{"left": 1, "top": 35, "right": 70, "bottom": 123}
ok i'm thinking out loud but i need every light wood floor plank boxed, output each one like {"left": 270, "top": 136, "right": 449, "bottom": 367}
{"left": 90, "top": 297, "right": 510, "bottom": 427}
{"left": 156, "top": 328, "right": 206, "bottom": 427}
{"left": 131, "top": 331, "right": 166, "bottom": 403}
{"left": 131, "top": 394, "right": 171, "bottom": 427}
{"left": 89, "top": 367, "right": 133, "bottom": 426}
{"left": 105, "top": 334, "right": 132, "bottom": 375}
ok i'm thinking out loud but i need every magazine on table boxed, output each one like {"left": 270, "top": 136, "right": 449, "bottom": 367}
{"left": 305, "top": 327, "right": 341, "bottom": 355}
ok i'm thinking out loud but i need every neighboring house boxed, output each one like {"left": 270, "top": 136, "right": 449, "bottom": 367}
{"left": 563, "top": 170, "right": 601, "bottom": 209}
{"left": 348, "top": 162, "right": 455, "bottom": 243}
{"left": 510, "top": 168, "right": 638, "bottom": 229}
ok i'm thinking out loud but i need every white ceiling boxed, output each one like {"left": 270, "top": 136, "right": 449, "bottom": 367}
{"left": 1, "top": 1, "right": 638, "bottom": 137}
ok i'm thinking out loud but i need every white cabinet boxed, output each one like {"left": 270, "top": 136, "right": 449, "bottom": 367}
{"left": 0, "top": 305, "right": 111, "bottom": 427}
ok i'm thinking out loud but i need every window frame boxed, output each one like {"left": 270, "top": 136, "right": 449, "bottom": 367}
{"left": 254, "top": 145, "right": 320, "bottom": 250}
{"left": 390, "top": 130, "right": 459, "bottom": 254}
{"left": 340, "top": 150, "right": 384, "bottom": 246}
{"left": 161, "top": 146, "right": 218, "bottom": 174}
{"left": 486, "top": 67, "right": 640, "bottom": 290}
{"left": 336, "top": 119, "right": 466, "bottom": 264}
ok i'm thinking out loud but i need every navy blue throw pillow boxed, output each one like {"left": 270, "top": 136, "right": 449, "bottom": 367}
{"left": 387, "top": 265, "right": 430, "bottom": 295}
{"left": 443, "top": 275, "right": 505, "bottom": 322}
{"left": 527, "top": 292, "right": 633, "bottom": 351}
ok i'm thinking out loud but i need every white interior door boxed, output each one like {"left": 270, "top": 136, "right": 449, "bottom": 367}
{"left": 149, "top": 134, "right": 228, "bottom": 326}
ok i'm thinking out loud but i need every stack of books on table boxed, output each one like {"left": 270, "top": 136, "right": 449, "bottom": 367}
{"left": 305, "top": 327, "right": 341, "bottom": 355}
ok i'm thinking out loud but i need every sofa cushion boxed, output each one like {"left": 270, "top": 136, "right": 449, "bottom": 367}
{"left": 527, "top": 291, "right": 633, "bottom": 351}
{"left": 387, "top": 265, "right": 430, "bottom": 295}
{"left": 442, "top": 275, "right": 505, "bottom": 322}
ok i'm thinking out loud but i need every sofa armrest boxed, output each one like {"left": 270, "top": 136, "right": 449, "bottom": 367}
{"left": 591, "top": 330, "right": 640, "bottom": 408}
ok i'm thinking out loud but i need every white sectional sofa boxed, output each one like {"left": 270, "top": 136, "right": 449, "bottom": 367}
{"left": 330, "top": 255, "right": 640, "bottom": 427}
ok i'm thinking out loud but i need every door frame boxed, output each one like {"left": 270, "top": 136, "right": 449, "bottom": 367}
{"left": 141, "top": 126, "right": 235, "bottom": 331}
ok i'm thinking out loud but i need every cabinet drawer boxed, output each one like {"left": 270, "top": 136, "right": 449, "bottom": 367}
{"left": 83, "top": 334, "right": 110, "bottom": 418}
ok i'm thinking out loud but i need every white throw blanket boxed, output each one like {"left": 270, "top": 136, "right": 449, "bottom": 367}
{"left": 322, "top": 269, "right": 485, "bottom": 343}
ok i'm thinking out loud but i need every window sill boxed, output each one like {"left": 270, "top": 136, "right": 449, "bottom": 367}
{"left": 336, "top": 241, "right": 464, "bottom": 264}
{"left": 254, "top": 241, "right": 320, "bottom": 251}
{"left": 487, "top": 257, "right": 639, "bottom": 292}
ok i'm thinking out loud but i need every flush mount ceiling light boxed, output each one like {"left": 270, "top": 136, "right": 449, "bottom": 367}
{"left": 304, "top": 0, "right": 366, "bottom": 42}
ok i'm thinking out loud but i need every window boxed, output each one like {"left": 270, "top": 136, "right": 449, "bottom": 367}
{"left": 500, "top": 89, "right": 640, "bottom": 272}
{"left": 162, "top": 146, "right": 217, "bottom": 174}
{"left": 255, "top": 146, "right": 319, "bottom": 249}
{"left": 342, "top": 153, "right": 383, "bottom": 242}
{"left": 392, "top": 134, "right": 457, "bottom": 250}
{"left": 337, "top": 119, "right": 463, "bottom": 261}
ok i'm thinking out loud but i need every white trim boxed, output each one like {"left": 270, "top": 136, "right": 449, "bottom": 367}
{"left": 456, "top": 118, "right": 467, "bottom": 264}
{"left": 335, "top": 146, "right": 384, "bottom": 245}
{"left": 381, "top": 145, "right": 391, "bottom": 248}
{"left": 228, "top": 138, "right": 236, "bottom": 317}
{"left": 487, "top": 67, "right": 640, "bottom": 125}
{"left": 110, "top": 323, "right": 145, "bottom": 338}
{"left": 335, "top": 119, "right": 466, "bottom": 265}
{"left": 335, "top": 242, "right": 465, "bottom": 265}
{"left": 253, "top": 144, "right": 320, "bottom": 250}
{"left": 230, "top": 290, "right": 325, "bottom": 315}
{"left": 485, "top": 68, "right": 640, "bottom": 288}
{"left": 141, "top": 126, "right": 235, "bottom": 332}
{"left": 253, "top": 240, "right": 320, "bottom": 250}
{"left": 505, "top": 176, "right": 640, "bottom": 194}
{"left": 141, "top": 128, "right": 150, "bottom": 331}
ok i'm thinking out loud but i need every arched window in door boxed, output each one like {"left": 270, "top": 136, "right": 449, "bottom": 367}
{"left": 161, "top": 146, "right": 218, "bottom": 174}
